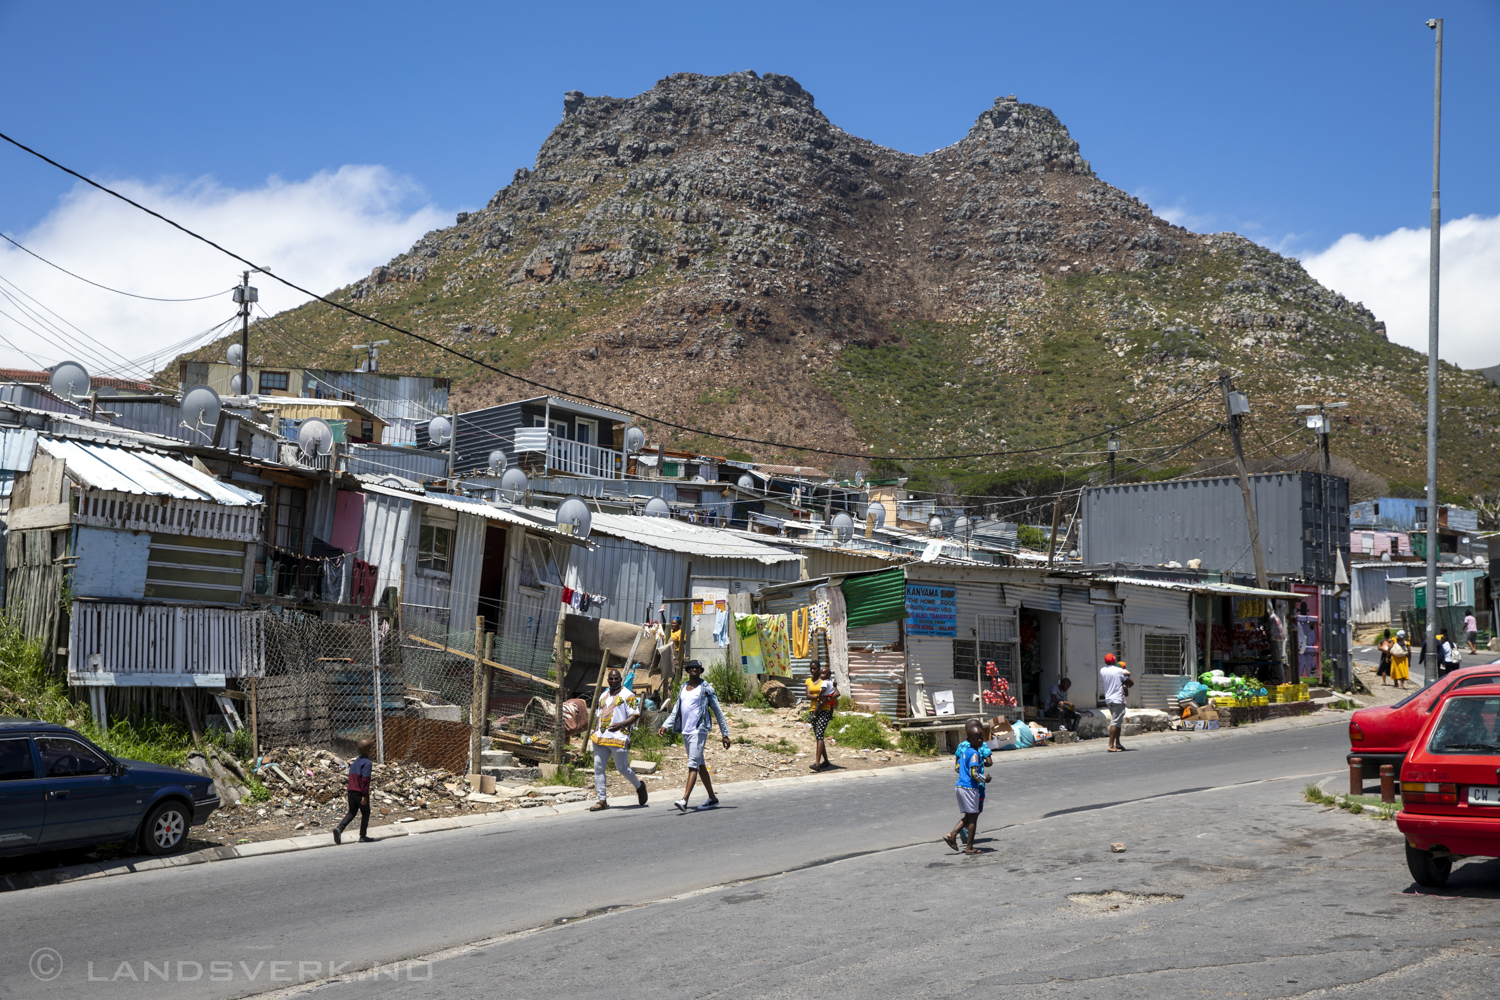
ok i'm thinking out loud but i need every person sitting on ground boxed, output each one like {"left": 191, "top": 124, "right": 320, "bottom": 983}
{"left": 1045, "top": 677, "right": 1080, "bottom": 731}
{"left": 944, "top": 718, "right": 991, "bottom": 855}
{"left": 805, "top": 658, "right": 839, "bottom": 772}
{"left": 588, "top": 667, "right": 648, "bottom": 812}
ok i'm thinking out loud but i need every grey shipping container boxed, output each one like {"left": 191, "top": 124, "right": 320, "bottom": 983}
{"left": 1081, "top": 471, "right": 1350, "bottom": 583}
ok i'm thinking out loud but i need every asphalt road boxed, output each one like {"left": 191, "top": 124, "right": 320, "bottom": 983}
{"left": 6, "top": 717, "right": 1498, "bottom": 1000}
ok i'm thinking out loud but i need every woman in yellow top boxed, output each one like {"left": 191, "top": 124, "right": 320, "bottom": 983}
{"left": 806, "top": 659, "right": 840, "bottom": 772}
{"left": 1389, "top": 630, "right": 1411, "bottom": 689}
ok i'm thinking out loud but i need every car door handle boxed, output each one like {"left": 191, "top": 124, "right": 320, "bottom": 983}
{"left": 49, "top": 790, "right": 70, "bottom": 800}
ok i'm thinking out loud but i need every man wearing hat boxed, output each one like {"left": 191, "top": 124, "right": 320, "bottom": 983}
{"left": 658, "top": 659, "right": 731, "bottom": 811}
{"left": 1098, "top": 653, "right": 1132, "bottom": 752}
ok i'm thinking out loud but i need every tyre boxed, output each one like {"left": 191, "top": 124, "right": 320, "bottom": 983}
{"left": 1405, "top": 844, "right": 1451, "bottom": 887}
{"left": 140, "top": 801, "right": 191, "bottom": 856}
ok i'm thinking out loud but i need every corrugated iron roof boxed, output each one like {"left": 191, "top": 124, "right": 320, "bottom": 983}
{"left": 1096, "top": 575, "right": 1289, "bottom": 600}
{"left": 521, "top": 506, "right": 799, "bottom": 564}
{"left": 359, "top": 482, "right": 589, "bottom": 545}
{"left": 35, "top": 437, "right": 261, "bottom": 506}
{"left": 0, "top": 427, "right": 38, "bottom": 472}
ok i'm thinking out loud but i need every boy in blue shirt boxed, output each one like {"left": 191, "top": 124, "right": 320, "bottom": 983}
{"left": 944, "top": 719, "right": 991, "bottom": 854}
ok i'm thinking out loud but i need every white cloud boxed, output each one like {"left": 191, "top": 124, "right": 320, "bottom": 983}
{"left": 1301, "top": 214, "right": 1500, "bottom": 370}
{"left": 0, "top": 166, "right": 446, "bottom": 385}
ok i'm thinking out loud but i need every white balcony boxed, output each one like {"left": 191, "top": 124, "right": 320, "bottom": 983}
{"left": 514, "top": 428, "right": 623, "bottom": 478}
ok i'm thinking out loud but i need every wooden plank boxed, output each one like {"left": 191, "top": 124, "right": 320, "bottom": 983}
{"left": 8, "top": 502, "right": 71, "bottom": 530}
{"left": 405, "top": 633, "right": 559, "bottom": 689}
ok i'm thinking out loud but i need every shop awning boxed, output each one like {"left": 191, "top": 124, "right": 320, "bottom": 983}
{"left": 840, "top": 567, "right": 908, "bottom": 629}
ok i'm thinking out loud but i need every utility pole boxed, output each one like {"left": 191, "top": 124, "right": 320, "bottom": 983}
{"left": 448, "top": 410, "right": 459, "bottom": 493}
{"left": 1424, "top": 17, "right": 1443, "bottom": 686}
{"left": 1046, "top": 491, "right": 1063, "bottom": 568}
{"left": 1106, "top": 427, "right": 1118, "bottom": 484}
{"left": 1221, "top": 375, "right": 1269, "bottom": 591}
{"left": 231, "top": 272, "right": 257, "bottom": 395}
{"left": 1295, "top": 401, "right": 1347, "bottom": 475}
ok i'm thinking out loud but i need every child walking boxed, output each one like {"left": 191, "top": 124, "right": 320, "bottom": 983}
{"left": 944, "top": 719, "right": 991, "bottom": 855}
{"left": 334, "top": 737, "right": 375, "bottom": 844}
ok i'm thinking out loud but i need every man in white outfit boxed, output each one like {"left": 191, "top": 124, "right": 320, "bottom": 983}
{"left": 1097, "top": 653, "right": 1132, "bottom": 753}
{"left": 588, "top": 668, "right": 647, "bottom": 811}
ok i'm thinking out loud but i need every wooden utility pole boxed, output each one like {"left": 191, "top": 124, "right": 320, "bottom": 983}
{"left": 1222, "top": 375, "right": 1269, "bottom": 590}
{"left": 468, "top": 615, "right": 486, "bottom": 775}
{"left": 1046, "top": 493, "right": 1063, "bottom": 568}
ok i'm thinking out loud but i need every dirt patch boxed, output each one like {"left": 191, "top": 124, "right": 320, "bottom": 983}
{"left": 1067, "top": 889, "right": 1182, "bottom": 911}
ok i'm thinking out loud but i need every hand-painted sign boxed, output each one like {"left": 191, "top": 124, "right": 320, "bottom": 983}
{"left": 906, "top": 584, "right": 958, "bottom": 637}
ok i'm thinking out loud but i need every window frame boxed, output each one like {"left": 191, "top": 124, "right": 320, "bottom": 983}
{"left": 258, "top": 371, "right": 290, "bottom": 392}
{"left": 274, "top": 486, "right": 307, "bottom": 553}
{"left": 36, "top": 736, "right": 112, "bottom": 777}
{"left": 0, "top": 736, "right": 39, "bottom": 782}
{"left": 416, "top": 523, "right": 454, "bottom": 576}
{"left": 1143, "top": 632, "right": 1189, "bottom": 675}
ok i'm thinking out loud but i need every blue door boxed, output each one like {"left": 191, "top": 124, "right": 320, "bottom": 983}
{"left": 37, "top": 737, "right": 139, "bottom": 845}
{"left": 0, "top": 737, "right": 45, "bottom": 851}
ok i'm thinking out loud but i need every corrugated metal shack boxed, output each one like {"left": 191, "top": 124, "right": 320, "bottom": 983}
{"left": 1351, "top": 562, "right": 1423, "bottom": 627}
{"left": 433, "top": 396, "right": 628, "bottom": 479}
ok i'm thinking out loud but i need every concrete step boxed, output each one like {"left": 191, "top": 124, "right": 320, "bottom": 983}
{"left": 480, "top": 750, "right": 517, "bottom": 768}
{"left": 481, "top": 765, "right": 540, "bottom": 781}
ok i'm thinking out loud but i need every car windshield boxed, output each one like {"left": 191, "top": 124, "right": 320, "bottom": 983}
{"left": 1426, "top": 696, "right": 1500, "bottom": 755}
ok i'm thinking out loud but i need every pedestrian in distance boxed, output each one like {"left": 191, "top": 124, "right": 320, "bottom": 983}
{"left": 944, "top": 718, "right": 990, "bottom": 854}
{"left": 1464, "top": 612, "right": 1479, "bottom": 655}
{"left": 333, "top": 737, "right": 375, "bottom": 844}
{"left": 658, "top": 659, "right": 731, "bottom": 812}
{"left": 806, "top": 657, "right": 839, "bottom": 772}
{"left": 1376, "top": 628, "right": 1394, "bottom": 685}
{"left": 1389, "top": 631, "right": 1411, "bottom": 689}
{"left": 1420, "top": 631, "right": 1463, "bottom": 678}
{"left": 588, "top": 667, "right": 648, "bottom": 812}
{"left": 1099, "top": 653, "right": 1132, "bottom": 752}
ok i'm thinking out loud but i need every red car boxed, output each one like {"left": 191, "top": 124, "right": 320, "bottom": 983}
{"left": 1348, "top": 661, "right": 1500, "bottom": 779}
{"left": 1396, "top": 680, "right": 1500, "bottom": 887}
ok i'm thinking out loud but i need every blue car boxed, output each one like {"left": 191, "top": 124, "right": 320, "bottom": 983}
{"left": 0, "top": 717, "right": 220, "bottom": 858}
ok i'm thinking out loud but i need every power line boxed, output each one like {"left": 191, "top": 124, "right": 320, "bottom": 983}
{"left": 0, "top": 128, "right": 1223, "bottom": 463}
{"left": 0, "top": 231, "right": 234, "bottom": 301}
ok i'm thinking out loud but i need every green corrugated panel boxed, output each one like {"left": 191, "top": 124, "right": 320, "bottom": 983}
{"left": 841, "top": 567, "right": 907, "bottom": 629}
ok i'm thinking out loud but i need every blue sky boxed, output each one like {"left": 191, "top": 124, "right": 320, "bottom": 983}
{"left": 0, "top": 1, "right": 1496, "bottom": 370}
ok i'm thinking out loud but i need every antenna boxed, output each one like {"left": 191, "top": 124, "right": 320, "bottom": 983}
{"left": 352, "top": 340, "right": 390, "bottom": 372}
{"left": 180, "top": 385, "right": 222, "bottom": 442}
{"left": 488, "top": 449, "right": 508, "bottom": 474}
{"left": 297, "top": 418, "right": 335, "bottom": 458}
{"left": 556, "top": 496, "right": 593, "bottom": 539}
{"left": 48, "top": 361, "right": 91, "bottom": 402}
{"left": 643, "top": 496, "right": 671, "bottom": 518}
{"left": 831, "top": 512, "right": 854, "bottom": 542}
{"left": 426, "top": 415, "right": 451, "bottom": 448}
{"left": 623, "top": 425, "right": 646, "bottom": 454}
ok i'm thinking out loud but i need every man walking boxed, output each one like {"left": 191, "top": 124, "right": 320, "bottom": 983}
{"left": 588, "top": 667, "right": 648, "bottom": 812}
{"left": 1098, "top": 653, "right": 1132, "bottom": 753}
{"left": 658, "top": 659, "right": 731, "bottom": 811}
{"left": 1464, "top": 612, "right": 1479, "bottom": 655}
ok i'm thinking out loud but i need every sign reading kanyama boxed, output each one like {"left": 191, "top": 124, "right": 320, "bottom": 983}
{"left": 905, "top": 584, "right": 958, "bottom": 637}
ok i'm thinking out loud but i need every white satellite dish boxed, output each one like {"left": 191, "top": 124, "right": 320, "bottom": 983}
{"left": 226, "top": 342, "right": 243, "bottom": 367}
{"left": 488, "top": 449, "right": 508, "bottom": 474}
{"left": 928, "top": 515, "right": 944, "bottom": 535}
{"left": 623, "top": 425, "right": 646, "bottom": 454}
{"left": 297, "top": 417, "right": 334, "bottom": 457}
{"left": 643, "top": 496, "right": 671, "bottom": 518}
{"left": 736, "top": 474, "right": 755, "bottom": 490}
{"left": 855, "top": 470, "right": 864, "bottom": 485}
{"left": 229, "top": 373, "right": 245, "bottom": 395}
{"left": 499, "top": 467, "right": 529, "bottom": 502}
{"left": 48, "top": 361, "right": 90, "bottom": 401}
{"left": 556, "top": 496, "right": 593, "bottom": 539}
{"left": 380, "top": 477, "right": 406, "bottom": 488}
{"left": 865, "top": 503, "right": 887, "bottom": 529}
{"left": 181, "top": 384, "right": 222, "bottom": 440}
{"left": 954, "top": 516, "right": 970, "bottom": 535}
{"left": 832, "top": 512, "right": 854, "bottom": 542}
{"left": 427, "top": 415, "right": 452, "bottom": 447}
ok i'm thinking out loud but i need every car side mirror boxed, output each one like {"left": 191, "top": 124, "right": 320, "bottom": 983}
{"left": 111, "top": 762, "right": 127, "bottom": 777}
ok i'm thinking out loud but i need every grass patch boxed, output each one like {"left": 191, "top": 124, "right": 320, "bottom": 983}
{"left": 898, "top": 729, "right": 939, "bottom": 756}
{"left": 760, "top": 738, "right": 798, "bottom": 755}
{"left": 825, "top": 715, "right": 895, "bottom": 750}
{"left": 704, "top": 661, "right": 750, "bottom": 704}
{"left": 538, "top": 766, "right": 587, "bottom": 787}
{"left": 745, "top": 687, "right": 772, "bottom": 710}
{"left": 1303, "top": 783, "right": 1334, "bottom": 805}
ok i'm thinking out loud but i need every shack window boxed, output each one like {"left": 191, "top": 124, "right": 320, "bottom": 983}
{"left": 259, "top": 371, "right": 290, "bottom": 392}
{"left": 518, "top": 534, "right": 561, "bottom": 590}
{"left": 417, "top": 524, "right": 453, "bottom": 574}
{"left": 275, "top": 487, "right": 306, "bottom": 552}
{"left": 952, "top": 639, "right": 1010, "bottom": 682}
{"left": 1143, "top": 633, "right": 1188, "bottom": 675}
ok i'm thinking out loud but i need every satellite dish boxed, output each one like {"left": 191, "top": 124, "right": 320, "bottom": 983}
{"left": 488, "top": 449, "right": 508, "bottom": 474}
{"left": 229, "top": 374, "right": 245, "bottom": 394}
{"left": 499, "top": 467, "right": 529, "bottom": 502}
{"left": 736, "top": 474, "right": 755, "bottom": 490}
{"left": 226, "top": 343, "right": 243, "bottom": 367}
{"left": 556, "top": 496, "right": 593, "bottom": 539}
{"left": 380, "top": 477, "right": 405, "bottom": 488}
{"left": 48, "top": 361, "right": 91, "bottom": 401}
{"left": 643, "top": 496, "right": 671, "bottom": 518}
{"left": 427, "top": 415, "right": 452, "bottom": 447}
{"left": 181, "top": 384, "right": 222, "bottom": 438}
{"left": 866, "top": 503, "right": 886, "bottom": 529}
{"left": 832, "top": 512, "right": 854, "bottom": 542}
{"left": 855, "top": 470, "right": 864, "bottom": 485}
{"left": 954, "top": 516, "right": 970, "bottom": 534}
{"left": 928, "top": 515, "right": 944, "bottom": 535}
{"left": 297, "top": 417, "right": 334, "bottom": 457}
{"left": 623, "top": 426, "right": 646, "bottom": 454}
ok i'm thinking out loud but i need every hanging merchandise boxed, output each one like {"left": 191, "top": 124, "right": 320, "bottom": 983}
{"left": 735, "top": 614, "right": 765, "bottom": 673}
{"left": 322, "top": 552, "right": 347, "bottom": 603}
{"left": 758, "top": 613, "right": 793, "bottom": 678}
{"left": 791, "top": 606, "right": 811, "bottom": 659}
{"left": 351, "top": 558, "right": 379, "bottom": 606}
{"left": 713, "top": 605, "right": 731, "bottom": 647}
{"left": 561, "top": 586, "right": 575, "bottom": 605}
{"left": 809, "top": 600, "right": 830, "bottom": 633}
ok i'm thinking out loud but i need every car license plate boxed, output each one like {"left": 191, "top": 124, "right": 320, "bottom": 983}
{"left": 1467, "top": 786, "right": 1500, "bottom": 806}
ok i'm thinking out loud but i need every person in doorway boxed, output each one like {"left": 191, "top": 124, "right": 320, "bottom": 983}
{"left": 589, "top": 667, "right": 648, "bottom": 811}
{"left": 1376, "top": 628, "right": 1394, "bottom": 686}
{"left": 333, "top": 738, "right": 375, "bottom": 844}
{"left": 806, "top": 658, "right": 839, "bottom": 771}
{"left": 1389, "top": 631, "right": 1411, "bottom": 689}
{"left": 1099, "top": 653, "right": 1132, "bottom": 752}
{"left": 1464, "top": 612, "right": 1479, "bottom": 655}
{"left": 658, "top": 659, "right": 731, "bottom": 811}
{"left": 1045, "top": 677, "right": 1080, "bottom": 731}
{"left": 944, "top": 718, "right": 990, "bottom": 855}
